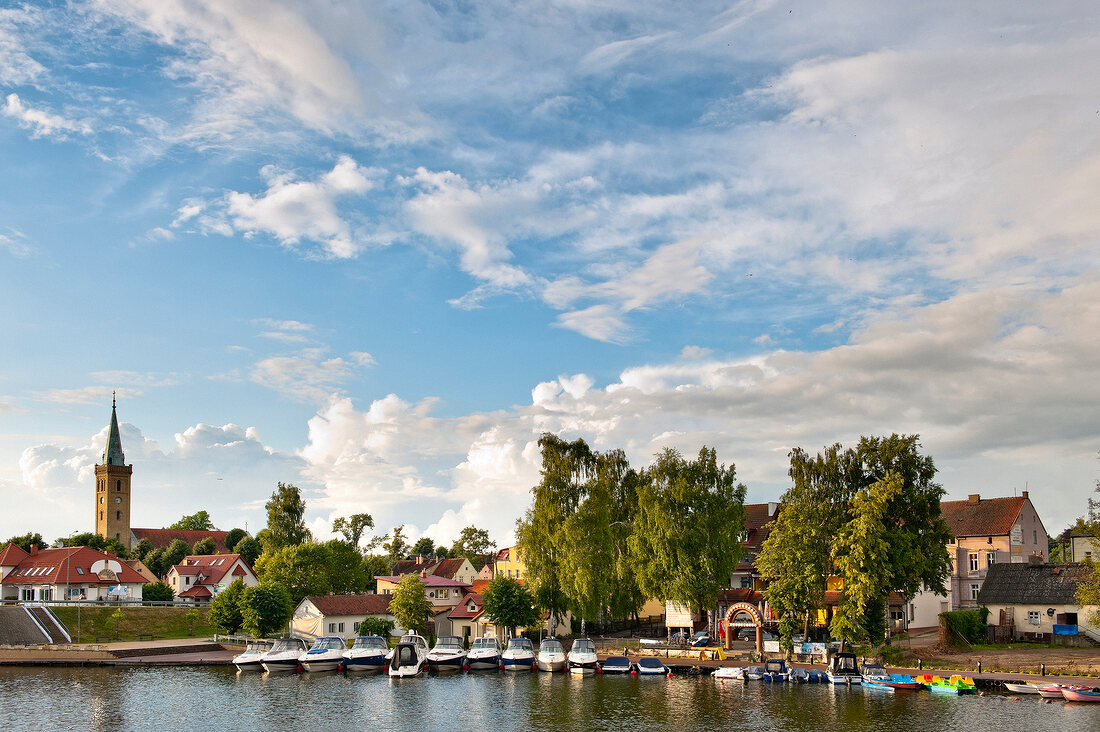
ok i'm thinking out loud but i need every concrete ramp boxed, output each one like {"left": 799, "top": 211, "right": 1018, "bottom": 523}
{"left": 0, "top": 606, "right": 52, "bottom": 645}
{"left": 28, "top": 607, "right": 70, "bottom": 644}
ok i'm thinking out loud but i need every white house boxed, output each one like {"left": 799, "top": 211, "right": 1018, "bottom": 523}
{"left": 0, "top": 543, "right": 148, "bottom": 602}
{"left": 291, "top": 593, "right": 395, "bottom": 641}
{"left": 166, "top": 553, "right": 258, "bottom": 603}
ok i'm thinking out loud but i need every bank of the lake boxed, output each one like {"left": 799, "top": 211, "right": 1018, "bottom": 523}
{"left": 4, "top": 665, "right": 1099, "bottom": 732}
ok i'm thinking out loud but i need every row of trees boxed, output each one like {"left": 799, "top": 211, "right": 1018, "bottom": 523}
{"left": 516, "top": 435, "right": 747, "bottom": 634}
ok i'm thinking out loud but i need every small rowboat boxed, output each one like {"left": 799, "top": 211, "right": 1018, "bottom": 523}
{"left": 1003, "top": 682, "right": 1040, "bottom": 694}
{"left": 1061, "top": 686, "right": 1100, "bottom": 703}
{"left": 1035, "top": 684, "right": 1065, "bottom": 699}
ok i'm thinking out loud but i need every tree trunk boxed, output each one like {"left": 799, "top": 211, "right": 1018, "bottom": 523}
{"left": 580, "top": 617, "right": 586, "bottom": 636}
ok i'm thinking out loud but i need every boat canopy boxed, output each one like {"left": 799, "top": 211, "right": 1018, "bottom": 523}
{"left": 434, "top": 636, "right": 464, "bottom": 650}
{"left": 637, "top": 657, "right": 664, "bottom": 669}
{"left": 245, "top": 640, "right": 271, "bottom": 653}
{"left": 309, "top": 637, "right": 345, "bottom": 651}
{"left": 830, "top": 653, "right": 858, "bottom": 673}
{"left": 472, "top": 637, "right": 500, "bottom": 650}
{"left": 765, "top": 659, "right": 787, "bottom": 672}
{"left": 540, "top": 638, "right": 564, "bottom": 653}
{"left": 351, "top": 636, "right": 388, "bottom": 650}
{"left": 602, "top": 656, "right": 631, "bottom": 668}
{"left": 571, "top": 638, "right": 595, "bottom": 653}
{"left": 507, "top": 637, "right": 533, "bottom": 651}
{"left": 269, "top": 638, "right": 306, "bottom": 652}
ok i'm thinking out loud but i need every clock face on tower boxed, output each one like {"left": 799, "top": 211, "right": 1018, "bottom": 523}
{"left": 116, "top": 497, "right": 121, "bottom": 504}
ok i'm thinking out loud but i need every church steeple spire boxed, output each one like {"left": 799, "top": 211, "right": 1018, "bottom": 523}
{"left": 103, "top": 393, "right": 126, "bottom": 466}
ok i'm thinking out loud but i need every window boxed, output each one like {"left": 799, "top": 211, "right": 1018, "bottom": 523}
{"left": 338, "top": 622, "right": 345, "bottom": 633}
{"left": 75, "top": 567, "right": 84, "bottom": 576}
{"left": 99, "top": 497, "right": 104, "bottom": 504}
{"left": 99, "top": 511, "right": 104, "bottom": 520}
{"left": 353, "top": 622, "right": 361, "bottom": 632}
{"left": 968, "top": 553, "right": 979, "bottom": 573}
{"left": 185, "top": 577, "right": 191, "bottom": 585}
{"left": 116, "top": 480, "right": 121, "bottom": 491}
{"left": 440, "top": 589, "right": 448, "bottom": 599}
{"left": 329, "top": 623, "right": 336, "bottom": 633}
{"left": 1087, "top": 551, "right": 1093, "bottom": 560}
{"left": 986, "top": 552, "right": 996, "bottom": 567}
{"left": 1033, "top": 530, "right": 1038, "bottom": 544}
{"left": 507, "top": 569, "right": 513, "bottom": 578}
{"left": 1028, "top": 610, "right": 1040, "bottom": 625}
{"left": 21, "top": 588, "right": 33, "bottom": 602}
{"left": 969, "top": 583, "right": 980, "bottom": 600}
{"left": 116, "top": 511, "right": 121, "bottom": 520}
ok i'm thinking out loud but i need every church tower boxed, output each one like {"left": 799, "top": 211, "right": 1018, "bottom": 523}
{"left": 95, "top": 394, "right": 133, "bottom": 550}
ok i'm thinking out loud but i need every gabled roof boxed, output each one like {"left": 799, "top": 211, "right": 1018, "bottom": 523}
{"left": 940, "top": 496, "right": 1025, "bottom": 538}
{"left": 131, "top": 529, "right": 231, "bottom": 553}
{"left": 431, "top": 558, "right": 469, "bottom": 580}
{"left": 448, "top": 593, "right": 484, "bottom": 620}
{"left": 306, "top": 593, "right": 393, "bottom": 616}
{"left": 469, "top": 579, "right": 491, "bottom": 594}
{"left": 0, "top": 546, "right": 148, "bottom": 585}
{"left": 178, "top": 585, "right": 213, "bottom": 598}
{"left": 391, "top": 558, "right": 436, "bottom": 576}
{"left": 0, "top": 543, "right": 30, "bottom": 567}
{"left": 977, "top": 562, "right": 1091, "bottom": 605}
{"left": 376, "top": 574, "right": 470, "bottom": 588}
{"left": 169, "top": 554, "right": 250, "bottom": 585}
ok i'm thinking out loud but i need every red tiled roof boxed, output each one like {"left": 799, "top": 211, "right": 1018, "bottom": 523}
{"left": 740, "top": 502, "right": 779, "bottom": 553}
{"left": 376, "top": 574, "right": 470, "bottom": 588}
{"left": 179, "top": 585, "right": 213, "bottom": 598}
{"left": 0, "top": 543, "right": 30, "bottom": 566}
{"left": 131, "top": 528, "right": 231, "bottom": 553}
{"left": 431, "top": 558, "right": 468, "bottom": 580}
{"left": 448, "top": 593, "right": 484, "bottom": 620}
{"left": 0, "top": 546, "right": 148, "bottom": 585}
{"left": 169, "top": 554, "right": 251, "bottom": 585}
{"left": 306, "top": 593, "right": 393, "bottom": 616}
{"left": 940, "top": 496, "right": 1025, "bottom": 538}
{"left": 391, "top": 558, "right": 437, "bottom": 576}
{"left": 470, "top": 579, "right": 490, "bottom": 594}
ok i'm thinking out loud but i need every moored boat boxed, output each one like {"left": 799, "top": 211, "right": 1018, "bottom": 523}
{"left": 922, "top": 674, "right": 976, "bottom": 695}
{"left": 536, "top": 637, "right": 566, "bottom": 672}
{"left": 763, "top": 658, "right": 788, "bottom": 682}
{"left": 1035, "top": 683, "right": 1065, "bottom": 699}
{"left": 260, "top": 637, "right": 308, "bottom": 673}
{"left": 232, "top": 639, "right": 271, "bottom": 672}
{"left": 636, "top": 657, "right": 670, "bottom": 676}
{"left": 1061, "top": 686, "right": 1100, "bottom": 703}
{"left": 388, "top": 633, "right": 430, "bottom": 677}
{"left": 567, "top": 637, "right": 598, "bottom": 675}
{"left": 300, "top": 636, "right": 347, "bottom": 672}
{"left": 467, "top": 635, "right": 502, "bottom": 671}
{"left": 788, "top": 667, "right": 810, "bottom": 683}
{"left": 826, "top": 653, "right": 861, "bottom": 685}
{"left": 743, "top": 665, "right": 765, "bottom": 681}
{"left": 426, "top": 635, "right": 467, "bottom": 672}
{"left": 501, "top": 637, "right": 536, "bottom": 671}
{"left": 342, "top": 635, "right": 389, "bottom": 673}
{"left": 713, "top": 666, "right": 746, "bottom": 681}
{"left": 599, "top": 656, "right": 633, "bottom": 675}
{"left": 1003, "top": 681, "right": 1040, "bottom": 694}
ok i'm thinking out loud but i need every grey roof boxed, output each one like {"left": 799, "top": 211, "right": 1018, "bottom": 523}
{"left": 102, "top": 398, "right": 126, "bottom": 466}
{"left": 976, "top": 562, "right": 1091, "bottom": 605}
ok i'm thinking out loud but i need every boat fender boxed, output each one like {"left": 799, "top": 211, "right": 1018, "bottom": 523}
{"left": 596, "top": 667, "right": 602, "bottom": 675}
{"left": 463, "top": 664, "right": 470, "bottom": 671}
{"left": 667, "top": 671, "right": 673, "bottom": 678}
{"left": 631, "top": 670, "right": 637, "bottom": 676}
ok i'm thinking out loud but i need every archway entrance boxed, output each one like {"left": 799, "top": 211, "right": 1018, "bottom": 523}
{"left": 723, "top": 602, "right": 764, "bottom": 654}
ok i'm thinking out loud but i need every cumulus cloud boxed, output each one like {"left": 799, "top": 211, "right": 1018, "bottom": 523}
{"left": 3, "top": 93, "right": 91, "bottom": 139}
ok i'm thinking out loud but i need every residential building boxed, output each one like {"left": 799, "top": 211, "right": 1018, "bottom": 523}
{"left": 375, "top": 573, "right": 470, "bottom": 607}
{"left": 978, "top": 558, "right": 1099, "bottom": 642}
{"left": 448, "top": 592, "right": 499, "bottom": 644}
{"left": 166, "top": 553, "right": 258, "bottom": 603}
{"left": 493, "top": 546, "right": 525, "bottom": 580}
{"left": 730, "top": 502, "right": 779, "bottom": 592}
{"left": 0, "top": 543, "right": 148, "bottom": 602}
{"left": 291, "top": 593, "right": 394, "bottom": 642}
{"left": 1067, "top": 534, "right": 1100, "bottom": 563}
{"left": 391, "top": 556, "right": 479, "bottom": 585}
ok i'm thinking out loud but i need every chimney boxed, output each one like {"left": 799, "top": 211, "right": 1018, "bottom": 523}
{"left": 1028, "top": 553, "right": 1043, "bottom": 566}
{"left": 420, "top": 570, "right": 427, "bottom": 578}
{"left": 968, "top": 494, "right": 980, "bottom": 504}
{"left": 1021, "top": 490, "right": 1029, "bottom": 500}
{"left": 29, "top": 544, "right": 38, "bottom": 556}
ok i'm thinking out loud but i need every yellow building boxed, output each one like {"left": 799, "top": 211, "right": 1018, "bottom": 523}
{"left": 493, "top": 545, "right": 526, "bottom": 580}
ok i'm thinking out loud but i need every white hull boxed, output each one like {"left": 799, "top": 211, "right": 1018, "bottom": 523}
{"left": 300, "top": 654, "right": 343, "bottom": 673}
{"left": 826, "top": 673, "right": 861, "bottom": 685}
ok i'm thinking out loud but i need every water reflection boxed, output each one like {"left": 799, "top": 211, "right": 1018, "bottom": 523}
{"left": 1, "top": 666, "right": 1097, "bottom": 732}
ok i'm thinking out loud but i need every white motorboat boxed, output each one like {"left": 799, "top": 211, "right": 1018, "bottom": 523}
{"left": 537, "top": 637, "right": 566, "bottom": 672}
{"left": 826, "top": 652, "right": 862, "bottom": 685}
{"left": 260, "top": 637, "right": 308, "bottom": 673}
{"left": 342, "top": 636, "right": 389, "bottom": 673}
{"left": 636, "top": 657, "right": 670, "bottom": 676}
{"left": 467, "top": 635, "right": 502, "bottom": 671}
{"left": 426, "top": 635, "right": 468, "bottom": 672}
{"left": 232, "top": 639, "right": 271, "bottom": 672}
{"left": 567, "top": 637, "right": 598, "bottom": 675}
{"left": 501, "top": 637, "right": 535, "bottom": 671}
{"left": 387, "top": 633, "right": 430, "bottom": 677}
{"left": 743, "top": 665, "right": 765, "bottom": 680}
{"left": 300, "top": 636, "right": 347, "bottom": 672}
{"left": 713, "top": 666, "right": 746, "bottom": 681}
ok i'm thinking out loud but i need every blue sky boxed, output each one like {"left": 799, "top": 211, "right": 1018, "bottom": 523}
{"left": 2, "top": 1, "right": 1099, "bottom": 547}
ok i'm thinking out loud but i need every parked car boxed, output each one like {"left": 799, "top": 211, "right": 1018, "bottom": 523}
{"left": 736, "top": 628, "right": 775, "bottom": 641}
{"left": 691, "top": 631, "right": 711, "bottom": 647}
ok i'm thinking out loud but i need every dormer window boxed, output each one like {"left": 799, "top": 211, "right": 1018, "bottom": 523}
{"left": 75, "top": 567, "right": 85, "bottom": 576}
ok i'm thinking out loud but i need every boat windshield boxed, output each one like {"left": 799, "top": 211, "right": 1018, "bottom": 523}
{"left": 472, "top": 638, "right": 499, "bottom": 650}
{"left": 245, "top": 641, "right": 270, "bottom": 653}
{"left": 571, "top": 639, "right": 595, "bottom": 654}
{"left": 507, "top": 638, "right": 533, "bottom": 651}
{"left": 765, "top": 659, "right": 785, "bottom": 672}
{"left": 351, "top": 636, "right": 388, "bottom": 651}
{"left": 435, "top": 636, "right": 463, "bottom": 650}
{"left": 832, "top": 655, "right": 857, "bottom": 672}
{"left": 269, "top": 638, "right": 302, "bottom": 653}
{"left": 310, "top": 637, "right": 344, "bottom": 651}
{"left": 540, "top": 639, "right": 563, "bottom": 653}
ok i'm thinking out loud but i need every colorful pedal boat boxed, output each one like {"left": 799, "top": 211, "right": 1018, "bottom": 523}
{"left": 865, "top": 673, "right": 924, "bottom": 691}
{"left": 920, "top": 674, "right": 976, "bottom": 695}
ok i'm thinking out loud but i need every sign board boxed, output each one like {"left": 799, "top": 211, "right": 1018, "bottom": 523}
{"left": 763, "top": 640, "right": 780, "bottom": 653}
{"left": 665, "top": 601, "right": 693, "bottom": 628}
{"left": 1010, "top": 525, "right": 1023, "bottom": 546}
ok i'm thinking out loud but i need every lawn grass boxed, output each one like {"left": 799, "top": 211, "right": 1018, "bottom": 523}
{"left": 52, "top": 605, "right": 215, "bottom": 642}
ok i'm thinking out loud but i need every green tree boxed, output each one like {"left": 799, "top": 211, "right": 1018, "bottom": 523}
{"left": 164, "top": 539, "right": 191, "bottom": 568}
{"left": 364, "top": 554, "right": 390, "bottom": 583}
{"left": 131, "top": 537, "right": 154, "bottom": 561}
{"left": 235, "top": 536, "right": 262, "bottom": 566}
{"left": 332, "top": 513, "right": 374, "bottom": 549}
{"left": 450, "top": 525, "right": 496, "bottom": 571}
{"left": 224, "top": 528, "right": 248, "bottom": 552}
{"left": 1075, "top": 456, "right": 1100, "bottom": 624}
{"left": 5, "top": 532, "right": 46, "bottom": 552}
{"left": 209, "top": 578, "right": 246, "bottom": 634}
{"left": 263, "top": 482, "right": 311, "bottom": 549}
{"left": 60, "top": 532, "right": 105, "bottom": 550}
{"left": 144, "top": 547, "right": 168, "bottom": 579}
{"left": 382, "top": 525, "right": 409, "bottom": 563}
{"left": 389, "top": 572, "right": 433, "bottom": 635}
{"left": 629, "top": 446, "right": 746, "bottom": 625}
{"left": 411, "top": 537, "right": 437, "bottom": 557}
{"left": 324, "top": 539, "right": 369, "bottom": 595}
{"left": 111, "top": 607, "right": 124, "bottom": 639}
{"left": 254, "top": 543, "right": 333, "bottom": 603}
{"left": 192, "top": 537, "right": 216, "bottom": 555}
{"left": 516, "top": 435, "right": 592, "bottom": 633}
{"left": 143, "top": 581, "right": 175, "bottom": 602}
{"left": 359, "top": 617, "right": 394, "bottom": 638}
{"left": 185, "top": 607, "right": 200, "bottom": 636}
{"left": 240, "top": 583, "right": 294, "bottom": 638}
{"left": 168, "top": 510, "right": 217, "bottom": 531}
{"left": 482, "top": 574, "right": 538, "bottom": 638}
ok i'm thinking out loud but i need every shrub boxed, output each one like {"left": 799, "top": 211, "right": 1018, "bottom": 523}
{"left": 143, "top": 582, "right": 175, "bottom": 602}
{"left": 940, "top": 607, "right": 989, "bottom": 645}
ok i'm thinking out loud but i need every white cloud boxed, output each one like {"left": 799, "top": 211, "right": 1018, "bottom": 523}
{"left": 3, "top": 93, "right": 91, "bottom": 139}
{"left": 0, "top": 230, "right": 32, "bottom": 257}
{"left": 249, "top": 356, "right": 354, "bottom": 403}
{"left": 680, "top": 345, "right": 713, "bottom": 359}
{"left": 349, "top": 351, "right": 377, "bottom": 367}
{"left": 0, "top": 8, "right": 46, "bottom": 86}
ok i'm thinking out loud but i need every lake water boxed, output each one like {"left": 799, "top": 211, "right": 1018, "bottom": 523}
{"left": 4, "top": 666, "right": 1099, "bottom": 732}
